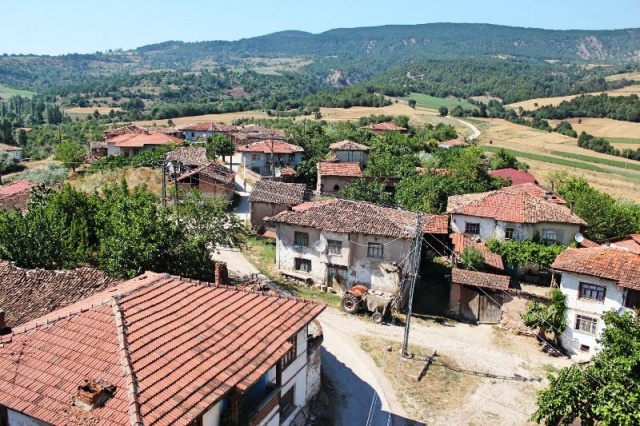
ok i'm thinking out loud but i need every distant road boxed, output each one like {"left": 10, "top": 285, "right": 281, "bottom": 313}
{"left": 452, "top": 117, "right": 481, "bottom": 140}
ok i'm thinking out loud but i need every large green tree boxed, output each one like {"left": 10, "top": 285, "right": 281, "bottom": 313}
{"left": 54, "top": 140, "right": 87, "bottom": 172}
{"left": 340, "top": 178, "right": 394, "bottom": 206}
{"left": 532, "top": 311, "right": 640, "bottom": 425}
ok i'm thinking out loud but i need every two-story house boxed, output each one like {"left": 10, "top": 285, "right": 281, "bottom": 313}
{"left": 238, "top": 140, "right": 304, "bottom": 177}
{"left": 316, "top": 161, "right": 363, "bottom": 194}
{"left": 266, "top": 199, "right": 448, "bottom": 293}
{"left": 250, "top": 180, "right": 310, "bottom": 230}
{"left": 0, "top": 271, "right": 325, "bottom": 426}
{"left": 551, "top": 247, "right": 640, "bottom": 357}
{"left": 327, "top": 140, "right": 370, "bottom": 167}
{"left": 105, "top": 126, "right": 182, "bottom": 157}
{"left": 447, "top": 184, "right": 585, "bottom": 245}
{"left": 179, "top": 122, "right": 237, "bottom": 141}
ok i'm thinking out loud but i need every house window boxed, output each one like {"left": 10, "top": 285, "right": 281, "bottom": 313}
{"left": 505, "top": 227, "right": 515, "bottom": 240}
{"left": 367, "top": 243, "right": 383, "bottom": 258}
{"left": 251, "top": 153, "right": 260, "bottom": 161}
{"left": 294, "top": 258, "right": 311, "bottom": 272}
{"left": 289, "top": 154, "right": 295, "bottom": 162}
{"left": 294, "top": 231, "right": 308, "bottom": 247}
{"left": 579, "top": 282, "right": 606, "bottom": 302}
{"left": 328, "top": 240, "right": 342, "bottom": 255}
{"left": 333, "top": 184, "right": 340, "bottom": 191}
{"left": 624, "top": 289, "right": 640, "bottom": 310}
{"left": 280, "top": 386, "right": 296, "bottom": 419}
{"left": 280, "top": 337, "right": 297, "bottom": 369}
{"left": 465, "top": 223, "right": 480, "bottom": 234}
{"left": 542, "top": 229, "right": 557, "bottom": 245}
{"left": 575, "top": 315, "right": 598, "bottom": 335}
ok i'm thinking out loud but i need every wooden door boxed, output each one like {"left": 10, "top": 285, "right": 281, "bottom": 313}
{"left": 460, "top": 286, "right": 479, "bottom": 322}
{"left": 327, "top": 266, "right": 348, "bottom": 292}
{"left": 478, "top": 293, "right": 502, "bottom": 324}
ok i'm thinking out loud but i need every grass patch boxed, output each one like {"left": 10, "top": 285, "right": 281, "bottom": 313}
{"left": 359, "top": 336, "right": 479, "bottom": 423}
{"left": 549, "top": 150, "right": 640, "bottom": 172}
{"left": 0, "top": 84, "right": 36, "bottom": 98}
{"left": 407, "top": 92, "right": 476, "bottom": 111}
{"left": 605, "top": 137, "right": 640, "bottom": 145}
{"left": 541, "top": 364, "right": 560, "bottom": 374}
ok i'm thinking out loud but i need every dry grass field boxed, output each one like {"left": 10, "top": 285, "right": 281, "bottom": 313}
{"left": 605, "top": 71, "right": 640, "bottom": 82}
{"left": 68, "top": 167, "right": 162, "bottom": 195}
{"left": 507, "top": 84, "right": 640, "bottom": 110}
{"left": 547, "top": 117, "right": 640, "bottom": 149}
{"left": 65, "top": 106, "right": 122, "bottom": 120}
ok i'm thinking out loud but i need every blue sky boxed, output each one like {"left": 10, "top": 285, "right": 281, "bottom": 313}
{"left": 1, "top": 0, "right": 638, "bottom": 55}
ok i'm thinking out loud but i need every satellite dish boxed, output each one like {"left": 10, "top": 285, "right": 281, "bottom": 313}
{"left": 574, "top": 233, "right": 584, "bottom": 244}
{"left": 313, "top": 240, "right": 327, "bottom": 253}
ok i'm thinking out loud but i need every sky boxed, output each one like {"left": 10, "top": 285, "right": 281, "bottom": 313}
{"left": 1, "top": 0, "right": 638, "bottom": 55}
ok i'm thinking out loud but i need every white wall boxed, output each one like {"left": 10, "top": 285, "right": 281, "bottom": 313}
{"left": 107, "top": 142, "right": 120, "bottom": 156}
{"left": 450, "top": 214, "right": 496, "bottom": 240}
{"left": 241, "top": 152, "right": 302, "bottom": 176}
{"left": 202, "top": 401, "right": 223, "bottom": 426}
{"left": 280, "top": 328, "right": 308, "bottom": 426}
{"left": 333, "top": 150, "right": 368, "bottom": 166}
{"left": 559, "top": 271, "right": 624, "bottom": 356}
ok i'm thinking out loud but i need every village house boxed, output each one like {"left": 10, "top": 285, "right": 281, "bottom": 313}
{"left": 490, "top": 168, "right": 538, "bottom": 186}
{"left": 267, "top": 199, "right": 448, "bottom": 292}
{"left": 363, "top": 122, "right": 407, "bottom": 133}
{"left": 166, "top": 146, "right": 210, "bottom": 172}
{"left": 0, "top": 180, "right": 36, "bottom": 211}
{"left": 179, "top": 122, "right": 236, "bottom": 141}
{"left": 605, "top": 233, "right": 640, "bottom": 253}
{"left": 238, "top": 140, "right": 304, "bottom": 177}
{"left": 448, "top": 268, "right": 511, "bottom": 324}
{"left": 551, "top": 247, "right": 640, "bottom": 357}
{"left": 316, "top": 162, "right": 363, "bottom": 194}
{"left": 174, "top": 161, "right": 236, "bottom": 201}
{"left": 105, "top": 126, "right": 182, "bottom": 157}
{"left": 0, "top": 143, "right": 23, "bottom": 160}
{"left": 447, "top": 184, "right": 585, "bottom": 245}
{"left": 438, "top": 138, "right": 469, "bottom": 149}
{"left": 328, "top": 140, "right": 370, "bottom": 166}
{"left": 249, "top": 180, "right": 310, "bottom": 231}
{"left": 89, "top": 140, "right": 108, "bottom": 159}
{"left": 0, "top": 271, "right": 325, "bottom": 426}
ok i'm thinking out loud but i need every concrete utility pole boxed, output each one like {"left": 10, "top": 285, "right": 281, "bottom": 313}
{"left": 161, "top": 153, "right": 167, "bottom": 207}
{"left": 271, "top": 139, "right": 275, "bottom": 179}
{"left": 402, "top": 212, "right": 424, "bottom": 359}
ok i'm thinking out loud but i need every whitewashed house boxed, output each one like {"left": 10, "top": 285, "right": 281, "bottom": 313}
{"left": 551, "top": 247, "right": 640, "bottom": 358}
{"left": 105, "top": 126, "right": 182, "bottom": 157}
{"left": 179, "top": 122, "right": 236, "bottom": 141}
{"left": 267, "top": 199, "right": 448, "bottom": 293}
{"left": 238, "top": 140, "right": 304, "bottom": 177}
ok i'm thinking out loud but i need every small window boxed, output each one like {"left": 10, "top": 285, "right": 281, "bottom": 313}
{"left": 251, "top": 153, "right": 260, "bottom": 161}
{"left": 333, "top": 184, "right": 340, "bottom": 191}
{"left": 280, "top": 386, "right": 295, "bottom": 419}
{"left": 575, "top": 315, "right": 598, "bottom": 335}
{"left": 465, "top": 223, "right": 480, "bottom": 234}
{"left": 367, "top": 242, "right": 383, "bottom": 258}
{"left": 542, "top": 229, "right": 557, "bottom": 245}
{"left": 280, "top": 337, "right": 297, "bottom": 369}
{"left": 579, "top": 344, "right": 591, "bottom": 352}
{"left": 294, "top": 258, "right": 311, "bottom": 272}
{"left": 294, "top": 231, "right": 309, "bottom": 247}
{"left": 579, "top": 282, "right": 606, "bottom": 302}
{"left": 328, "top": 240, "right": 342, "bottom": 255}
{"left": 505, "top": 227, "right": 515, "bottom": 240}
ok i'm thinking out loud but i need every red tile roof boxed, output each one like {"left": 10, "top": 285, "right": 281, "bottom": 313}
{"left": 551, "top": 247, "right": 640, "bottom": 290}
{"left": 268, "top": 199, "right": 448, "bottom": 238}
{"left": 451, "top": 268, "right": 511, "bottom": 290}
{"left": 178, "top": 122, "right": 236, "bottom": 133}
{"left": 450, "top": 233, "right": 504, "bottom": 271}
{"left": 0, "top": 180, "right": 36, "bottom": 211}
{"left": 166, "top": 147, "right": 209, "bottom": 167}
{"left": 366, "top": 122, "right": 407, "bottom": 132}
{"left": 490, "top": 168, "right": 538, "bottom": 185}
{"left": 439, "top": 139, "right": 469, "bottom": 148}
{"left": 505, "top": 183, "right": 566, "bottom": 204}
{"left": 250, "top": 180, "right": 309, "bottom": 206}
{"left": 0, "top": 260, "right": 120, "bottom": 327}
{"left": 237, "top": 140, "right": 304, "bottom": 154}
{"left": 280, "top": 167, "right": 296, "bottom": 176}
{"left": 0, "top": 272, "right": 325, "bottom": 426}
{"left": 317, "top": 162, "right": 363, "bottom": 177}
{"left": 177, "top": 162, "right": 235, "bottom": 185}
{"left": 606, "top": 234, "right": 640, "bottom": 254}
{"left": 0, "top": 143, "right": 22, "bottom": 152}
{"left": 107, "top": 131, "right": 182, "bottom": 148}
{"left": 447, "top": 186, "right": 585, "bottom": 225}
{"left": 329, "top": 140, "right": 370, "bottom": 151}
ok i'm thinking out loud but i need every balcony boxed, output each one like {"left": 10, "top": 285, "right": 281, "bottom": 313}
{"left": 247, "top": 385, "right": 280, "bottom": 426}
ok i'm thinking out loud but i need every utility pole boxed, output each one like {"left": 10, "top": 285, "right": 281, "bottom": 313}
{"left": 401, "top": 212, "right": 424, "bottom": 359}
{"left": 161, "top": 153, "right": 167, "bottom": 207}
{"left": 271, "top": 138, "right": 275, "bottom": 179}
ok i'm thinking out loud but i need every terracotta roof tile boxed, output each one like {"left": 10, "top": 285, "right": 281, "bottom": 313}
{"left": 237, "top": 140, "right": 303, "bottom": 154}
{"left": 490, "top": 168, "right": 538, "bottom": 185}
{"left": 365, "top": 122, "right": 407, "bottom": 132}
{"left": 0, "top": 180, "right": 36, "bottom": 211}
{"left": 506, "top": 183, "right": 565, "bottom": 204}
{"left": 606, "top": 234, "right": 640, "bottom": 254}
{"left": 329, "top": 140, "right": 370, "bottom": 151}
{"left": 451, "top": 268, "right": 510, "bottom": 290}
{"left": 0, "top": 272, "right": 325, "bottom": 426}
{"left": 107, "top": 131, "right": 182, "bottom": 148}
{"left": 450, "top": 233, "right": 504, "bottom": 271}
{"left": 166, "top": 147, "right": 209, "bottom": 167}
{"left": 250, "top": 180, "right": 309, "bottom": 206}
{"left": 447, "top": 185, "right": 584, "bottom": 225}
{"left": 268, "top": 199, "right": 448, "bottom": 238}
{"left": 176, "top": 162, "right": 235, "bottom": 185}
{"left": 317, "top": 162, "right": 362, "bottom": 177}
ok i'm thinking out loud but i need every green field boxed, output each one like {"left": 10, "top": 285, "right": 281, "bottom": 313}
{"left": 605, "top": 137, "right": 640, "bottom": 145}
{"left": 0, "top": 85, "right": 36, "bottom": 98}
{"left": 407, "top": 92, "right": 476, "bottom": 111}
{"left": 550, "top": 150, "right": 640, "bottom": 172}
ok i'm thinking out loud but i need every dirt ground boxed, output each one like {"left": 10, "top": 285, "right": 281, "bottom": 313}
{"left": 507, "top": 84, "right": 640, "bottom": 110}
{"left": 547, "top": 117, "right": 640, "bottom": 140}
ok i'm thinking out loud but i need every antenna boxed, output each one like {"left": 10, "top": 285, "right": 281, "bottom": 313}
{"left": 574, "top": 233, "right": 584, "bottom": 244}
{"left": 313, "top": 240, "right": 327, "bottom": 253}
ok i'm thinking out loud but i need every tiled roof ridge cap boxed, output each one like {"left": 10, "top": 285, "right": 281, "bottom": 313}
{"left": 112, "top": 299, "right": 144, "bottom": 426}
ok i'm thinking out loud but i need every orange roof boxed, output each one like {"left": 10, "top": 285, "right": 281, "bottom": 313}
{"left": 606, "top": 234, "right": 640, "bottom": 254}
{"left": 490, "top": 168, "right": 538, "bottom": 185}
{"left": 366, "top": 122, "right": 407, "bottom": 132}
{"left": 452, "top": 268, "right": 510, "bottom": 290}
{"left": 0, "top": 272, "right": 325, "bottom": 426}
{"left": 107, "top": 131, "right": 182, "bottom": 148}
{"left": 447, "top": 186, "right": 584, "bottom": 225}
{"left": 237, "top": 140, "right": 304, "bottom": 154}
{"left": 179, "top": 122, "right": 236, "bottom": 133}
{"left": 505, "top": 183, "right": 565, "bottom": 204}
{"left": 551, "top": 247, "right": 640, "bottom": 290}
{"left": 450, "top": 233, "right": 504, "bottom": 271}
{"left": 317, "top": 162, "right": 363, "bottom": 177}
{"left": 0, "top": 180, "right": 36, "bottom": 211}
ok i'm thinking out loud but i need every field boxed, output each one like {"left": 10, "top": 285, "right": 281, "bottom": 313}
{"left": 406, "top": 92, "right": 476, "bottom": 110}
{"left": 65, "top": 106, "right": 122, "bottom": 120}
{"left": 547, "top": 117, "right": 640, "bottom": 150}
{"left": 507, "top": 84, "right": 640, "bottom": 111}
{"left": 605, "top": 71, "right": 640, "bottom": 82}
{"left": 0, "top": 84, "right": 36, "bottom": 99}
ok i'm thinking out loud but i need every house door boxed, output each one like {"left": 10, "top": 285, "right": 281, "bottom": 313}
{"left": 460, "top": 287, "right": 502, "bottom": 324}
{"left": 460, "top": 286, "right": 479, "bottom": 322}
{"left": 478, "top": 293, "right": 502, "bottom": 323}
{"left": 327, "top": 266, "right": 348, "bottom": 292}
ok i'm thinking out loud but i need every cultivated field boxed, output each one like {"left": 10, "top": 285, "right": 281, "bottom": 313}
{"left": 407, "top": 92, "right": 476, "bottom": 110}
{"left": 0, "top": 84, "right": 36, "bottom": 99}
{"left": 507, "top": 84, "right": 640, "bottom": 111}
{"left": 547, "top": 118, "right": 640, "bottom": 149}
{"left": 605, "top": 71, "right": 640, "bottom": 82}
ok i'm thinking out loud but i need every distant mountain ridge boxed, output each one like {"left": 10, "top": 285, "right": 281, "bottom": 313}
{"left": 1, "top": 23, "right": 640, "bottom": 89}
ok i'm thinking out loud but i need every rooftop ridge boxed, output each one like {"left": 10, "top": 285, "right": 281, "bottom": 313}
{"left": 112, "top": 299, "right": 144, "bottom": 426}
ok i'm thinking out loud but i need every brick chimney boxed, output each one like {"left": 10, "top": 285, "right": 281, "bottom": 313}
{"left": 214, "top": 262, "right": 229, "bottom": 285}
{"left": 74, "top": 380, "right": 115, "bottom": 411}
{"left": 0, "top": 308, "right": 8, "bottom": 335}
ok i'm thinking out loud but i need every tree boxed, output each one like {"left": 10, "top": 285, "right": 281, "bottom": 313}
{"left": 54, "top": 141, "right": 86, "bottom": 172}
{"left": 459, "top": 247, "right": 485, "bottom": 270}
{"left": 408, "top": 99, "right": 417, "bottom": 108}
{"left": 490, "top": 148, "right": 523, "bottom": 170}
{"left": 0, "top": 152, "right": 19, "bottom": 184}
{"left": 521, "top": 289, "right": 567, "bottom": 345}
{"left": 532, "top": 311, "right": 640, "bottom": 425}
{"left": 20, "top": 163, "right": 68, "bottom": 185}
{"left": 207, "top": 134, "right": 235, "bottom": 164}
{"left": 340, "top": 179, "right": 394, "bottom": 206}
{"left": 438, "top": 106, "right": 449, "bottom": 117}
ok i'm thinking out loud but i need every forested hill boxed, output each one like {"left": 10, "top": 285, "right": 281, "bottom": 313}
{"left": 1, "top": 23, "right": 640, "bottom": 90}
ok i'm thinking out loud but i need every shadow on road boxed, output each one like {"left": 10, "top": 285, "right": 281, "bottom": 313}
{"left": 321, "top": 349, "right": 425, "bottom": 426}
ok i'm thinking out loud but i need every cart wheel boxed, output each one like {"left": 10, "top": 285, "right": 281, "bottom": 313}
{"left": 371, "top": 311, "right": 384, "bottom": 324}
{"left": 341, "top": 293, "right": 360, "bottom": 314}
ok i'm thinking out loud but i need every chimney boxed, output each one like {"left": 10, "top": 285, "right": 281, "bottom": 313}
{"left": 570, "top": 202, "right": 574, "bottom": 215}
{"left": 214, "top": 262, "right": 229, "bottom": 285}
{"left": 0, "top": 309, "right": 8, "bottom": 335}
{"left": 544, "top": 191, "right": 554, "bottom": 200}
{"left": 74, "top": 380, "right": 115, "bottom": 411}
